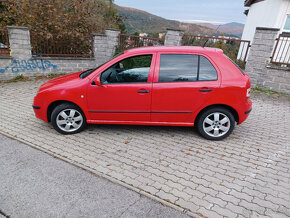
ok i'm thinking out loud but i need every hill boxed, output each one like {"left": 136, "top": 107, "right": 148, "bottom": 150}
{"left": 195, "top": 22, "right": 244, "bottom": 37}
{"left": 116, "top": 5, "right": 222, "bottom": 36}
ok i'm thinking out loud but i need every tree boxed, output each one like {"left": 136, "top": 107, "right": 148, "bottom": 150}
{"left": 0, "top": 0, "right": 124, "bottom": 35}
{"left": 0, "top": 0, "right": 125, "bottom": 56}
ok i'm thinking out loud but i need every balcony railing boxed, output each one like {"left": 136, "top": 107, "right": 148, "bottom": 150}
{"left": 182, "top": 34, "right": 251, "bottom": 68}
{"left": 271, "top": 34, "right": 290, "bottom": 66}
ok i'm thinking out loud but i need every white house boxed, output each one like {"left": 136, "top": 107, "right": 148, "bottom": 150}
{"left": 238, "top": 0, "right": 290, "bottom": 61}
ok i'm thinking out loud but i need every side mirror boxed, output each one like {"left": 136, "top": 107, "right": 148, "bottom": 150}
{"left": 93, "top": 76, "right": 101, "bottom": 86}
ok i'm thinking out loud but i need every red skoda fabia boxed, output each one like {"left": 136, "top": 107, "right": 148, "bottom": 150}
{"left": 33, "top": 46, "right": 252, "bottom": 140}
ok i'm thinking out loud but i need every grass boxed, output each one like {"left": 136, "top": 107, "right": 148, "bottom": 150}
{"left": 35, "top": 73, "right": 66, "bottom": 80}
{"left": 2, "top": 74, "right": 30, "bottom": 83}
{"left": 252, "top": 87, "right": 289, "bottom": 99}
{"left": 0, "top": 73, "right": 67, "bottom": 84}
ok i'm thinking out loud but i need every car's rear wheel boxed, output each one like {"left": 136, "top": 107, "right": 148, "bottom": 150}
{"left": 197, "top": 107, "right": 235, "bottom": 140}
{"left": 51, "top": 103, "right": 86, "bottom": 135}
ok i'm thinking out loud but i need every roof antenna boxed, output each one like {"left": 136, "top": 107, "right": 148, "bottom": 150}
{"left": 202, "top": 24, "right": 221, "bottom": 47}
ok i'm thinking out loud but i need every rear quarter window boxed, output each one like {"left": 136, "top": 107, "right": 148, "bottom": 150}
{"left": 199, "top": 56, "right": 218, "bottom": 81}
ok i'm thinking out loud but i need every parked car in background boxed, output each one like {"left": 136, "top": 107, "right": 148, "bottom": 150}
{"left": 33, "top": 46, "right": 252, "bottom": 140}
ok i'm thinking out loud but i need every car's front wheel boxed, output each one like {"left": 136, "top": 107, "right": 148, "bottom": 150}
{"left": 51, "top": 103, "right": 87, "bottom": 135}
{"left": 197, "top": 107, "right": 235, "bottom": 140}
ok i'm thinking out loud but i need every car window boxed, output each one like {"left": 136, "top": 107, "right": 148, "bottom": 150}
{"left": 101, "top": 55, "right": 152, "bottom": 84}
{"left": 159, "top": 54, "right": 198, "bottom": 82}
{"left": 198, "top": 56, "right": 218, "bottom": 81}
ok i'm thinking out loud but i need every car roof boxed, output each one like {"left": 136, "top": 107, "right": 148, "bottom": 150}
{"left": 124, "top": 46, "right": 223, "bottom": 54}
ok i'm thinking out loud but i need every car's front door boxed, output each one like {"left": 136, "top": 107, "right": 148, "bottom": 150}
{"left": 151, "top": 53, "right": 221, "bottom": 124}
{"left": 87, "top": 54, "right": 155, "bottom": 122}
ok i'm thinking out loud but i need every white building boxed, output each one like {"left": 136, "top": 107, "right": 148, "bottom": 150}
{"left": 139, "top": 33, "right": 148, "bottom": 37}
{"left": 238, "top": 0, "right": 290, "bottom": 60}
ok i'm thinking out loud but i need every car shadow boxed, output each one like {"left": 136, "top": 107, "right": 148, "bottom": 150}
{"left": 85, "top": 123, "right": 199, "bottom": 136}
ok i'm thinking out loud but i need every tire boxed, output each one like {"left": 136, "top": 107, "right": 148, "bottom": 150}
{"left": 51, "top": 103, "right": 87, "bottom": 135}
{"left": 196, "top": 107, "right": 235, "bottom": 141}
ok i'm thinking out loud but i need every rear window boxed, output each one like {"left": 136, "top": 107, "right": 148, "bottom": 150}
{"left": 224, "top": 55, "right": 245, "bottom": 75}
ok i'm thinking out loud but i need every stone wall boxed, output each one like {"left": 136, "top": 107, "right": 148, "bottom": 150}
{"left": 245, "top": 27, "right": 290, "bottom": 94}
{"left": 94, "top": 29, "right": 120, "bottom": 65}
{"left": 4, "top": 26, "right": 288, "bottom": 94}
{"left": 0, "top": 26, "right": 120, "bottom": 80}
{"left": 164, "top": 29, "right": 184, "bottom": 46}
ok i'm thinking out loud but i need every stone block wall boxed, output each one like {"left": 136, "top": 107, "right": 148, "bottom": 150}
{"left": 0, "top": 26, "right": 120, "bottom": 80}
{"left": 245, "top": 27, "right": 290, "bottom": 94}
{"left": 94, "top": 29, "right": 120, "bottom": 65}
{"left": 4, "top": 26, "right": 288, "bottom": 94}
{"left": 165, "top": 29, "right": 184, "bottom": 46}
{"left": 7, "top": 26, "right": 31, "bottom": 59}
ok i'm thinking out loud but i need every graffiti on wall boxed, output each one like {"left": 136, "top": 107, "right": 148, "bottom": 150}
{"left": 0, "top": 59, "right": 58, "bottom": 74}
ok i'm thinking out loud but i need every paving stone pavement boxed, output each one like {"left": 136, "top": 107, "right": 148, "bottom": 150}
{"left": 0, "top": 79, "right": 289, "bottom": 218}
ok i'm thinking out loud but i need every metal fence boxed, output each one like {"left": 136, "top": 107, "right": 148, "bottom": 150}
{"left": 271, "top": 34, "right": 290, "bottom": 66}
{"left": 0, "top": 29, "right": 10, "bottom": 56}
{"left": 118, "top": 34, "right": 164, "bottom": 52}
{"left": 182, "top": 35, "right": 251, "bottom": 67}
{"left": 30, "top": 33, "right": 94, "bottom": 58}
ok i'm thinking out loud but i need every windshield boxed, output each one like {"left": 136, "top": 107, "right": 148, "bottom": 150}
{"left": 79, "top": 52, "right": 124, "bottom": 79}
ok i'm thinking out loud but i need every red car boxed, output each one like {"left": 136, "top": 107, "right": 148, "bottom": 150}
{"left": 33, "top": 46, "right": 252, "bottom": 140}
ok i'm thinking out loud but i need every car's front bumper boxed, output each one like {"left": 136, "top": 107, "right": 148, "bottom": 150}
{"left": 33, "top": 94, "right": 48, "bottom": 122}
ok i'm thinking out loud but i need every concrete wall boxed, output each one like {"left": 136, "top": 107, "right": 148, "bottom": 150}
{"left": 245, "top": 27, "right": 290, "bottom": 94}
{"left": 241, "top": 0, "right": 290, "bottom": 43}
{"left": 0, "top": 26, "right": 120, "bottom": 80}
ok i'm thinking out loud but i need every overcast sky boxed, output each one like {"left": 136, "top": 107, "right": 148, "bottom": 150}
{"left": 114, "top": 0, "right": 247, "bottom": 24}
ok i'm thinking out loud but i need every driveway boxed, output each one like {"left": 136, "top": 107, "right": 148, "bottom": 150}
{"left": 0, "top": 79, "right": 289, "bottom": 217}
{"left": 0, "top": 134, "right": 187, "bottom": 218}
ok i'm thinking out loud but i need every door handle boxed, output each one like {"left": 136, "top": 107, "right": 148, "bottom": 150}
{"left": 137, "top": 90, "right": 150, "bottom": 93}
{"left": 199, "top": 89, "right": 212, "bottom": 92}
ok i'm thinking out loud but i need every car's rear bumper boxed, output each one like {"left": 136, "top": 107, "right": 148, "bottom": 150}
{"left": 238, "top": 99, "right": 252, "bottom": 124}
{"left": 245, "top": 108, "right": 252, "bottom": 114}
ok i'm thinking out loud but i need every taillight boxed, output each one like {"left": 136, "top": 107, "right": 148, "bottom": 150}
{"left": 246, "top": 88, "right": 251, "bottom": 97}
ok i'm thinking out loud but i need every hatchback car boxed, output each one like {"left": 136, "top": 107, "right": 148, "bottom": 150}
{"left": 33, "top": 46, "right": 252, "bottom": 140}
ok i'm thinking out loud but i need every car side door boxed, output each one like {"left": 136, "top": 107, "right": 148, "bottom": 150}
{"left": 86, "top": 53, "right": 156, "bottom": 122}
{"left": 151, "top": 52, "right": 221, "bottom": 124}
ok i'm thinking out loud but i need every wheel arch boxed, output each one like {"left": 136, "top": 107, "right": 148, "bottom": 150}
{"left": 47, "top": 100, "right": 85, "bottom": 122}
{"left": 194, "top": 104, "right": 239, "bottom": 125}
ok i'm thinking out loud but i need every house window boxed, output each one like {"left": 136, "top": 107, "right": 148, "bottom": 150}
{"left": 282, "top": 15, "right": 290, "bottom": 34}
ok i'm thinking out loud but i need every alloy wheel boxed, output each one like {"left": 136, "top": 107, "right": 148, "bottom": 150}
{"left": 202, "top": 112, "right": 231, "bottom": 138}
{"left": 56, "top": 109, "right": 83, "bottom": 133}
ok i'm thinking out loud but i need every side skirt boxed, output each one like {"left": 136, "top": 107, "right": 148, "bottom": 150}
{"left": 87, "top": 120, "right": 194, "bottom": 127}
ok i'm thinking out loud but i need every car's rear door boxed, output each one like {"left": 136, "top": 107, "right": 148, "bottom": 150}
{"left": 151, "top": 52, "right": 221, "bottom": 124}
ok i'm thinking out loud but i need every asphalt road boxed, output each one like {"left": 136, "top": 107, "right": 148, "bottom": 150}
{"left": 0, "top": 134, "right": 188, "bottom": 218}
